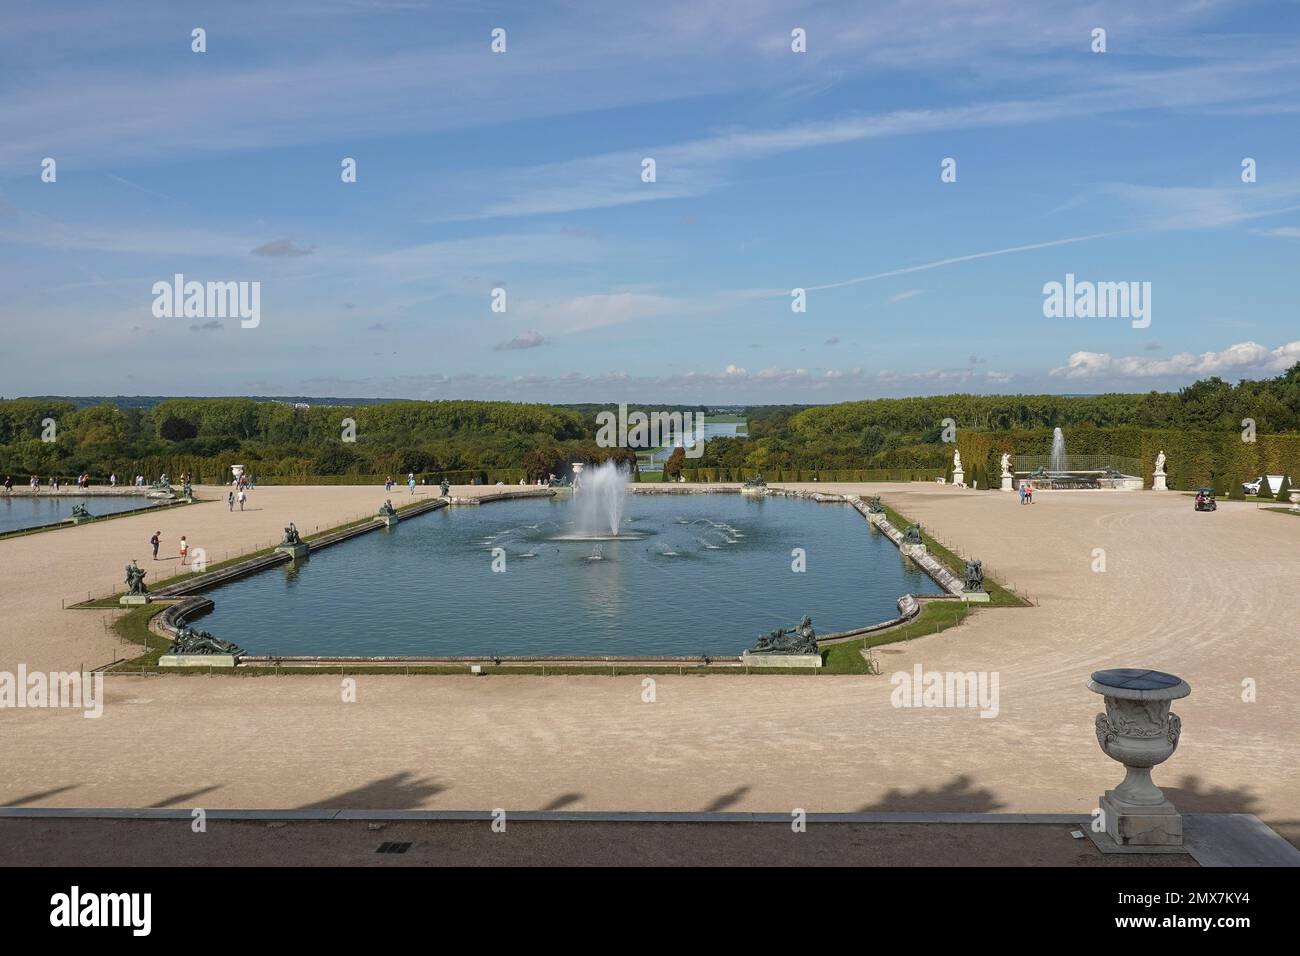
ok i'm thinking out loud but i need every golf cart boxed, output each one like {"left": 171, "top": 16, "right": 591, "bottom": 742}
{"left": 1194, "top": 488, "right": 1217, "bottom": 512}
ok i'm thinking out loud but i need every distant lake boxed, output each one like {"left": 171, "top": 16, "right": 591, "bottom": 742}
{"left": 0, "top": 494, "right": 157, "bottom": 534}
{"left": 197, "top": 493, "right": 930, "bottom": 657}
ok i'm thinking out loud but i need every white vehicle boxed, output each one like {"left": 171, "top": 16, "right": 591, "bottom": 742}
{"left": 1243, "top": 474, "right": 1292, "bottom": 496}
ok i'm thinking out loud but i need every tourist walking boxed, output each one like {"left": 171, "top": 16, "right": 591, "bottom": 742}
{"left": 150, "top": 531, "right": 161, "bottom": 561}
{"left": 1019, "top": 484, "right": 1027, "bottom": 505}
{"left": 3, "top": 475, "right": 11, "bottom": 494}
{"left": 408, "top": 474, "right": 416, "bottom": 495}
{"left": 179, "top": 536, "right": 188, "bottom": 566}
{"left": 110, "top": 472, "right": 117, "bottom": 487}
{"left": 227, "top": 490, "right": 235, "bottom": 511}
{"left": 1025, "top": 482, "right": 1034, "bottom": 504}
{"left": 237, "top": 488, "right": 246, "bottom": 511}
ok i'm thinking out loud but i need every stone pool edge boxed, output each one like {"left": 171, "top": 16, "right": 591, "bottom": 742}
{"left": 105, "top": 485, "right": 975, "bottom": 672}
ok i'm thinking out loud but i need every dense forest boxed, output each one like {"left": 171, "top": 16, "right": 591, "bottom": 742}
{"left": 2, "top": 364, "right": 1298, "bottom": 491}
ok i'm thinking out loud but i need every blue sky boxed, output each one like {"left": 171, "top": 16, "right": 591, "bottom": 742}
{"left": 2, "top": 0, "right": 1299, "bottom": 402}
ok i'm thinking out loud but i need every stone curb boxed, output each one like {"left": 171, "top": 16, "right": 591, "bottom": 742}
{"left": 0, "top": 807, "right": 1091, "bottom": 824}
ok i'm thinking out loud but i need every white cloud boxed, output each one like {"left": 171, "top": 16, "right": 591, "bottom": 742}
{"left": 513, "top": 292, "right": 689, "bottom": 335}
{"left": 1051, "top": 340, "right": 1300, "bottom": 379}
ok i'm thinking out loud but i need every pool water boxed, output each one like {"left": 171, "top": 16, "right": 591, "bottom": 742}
{"left": 197, "top": 493, "right": 931, "bottom": 657}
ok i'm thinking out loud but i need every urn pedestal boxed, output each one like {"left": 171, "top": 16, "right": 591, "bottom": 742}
{"left": 900, "top": 542, "right": 927, "bottom": 560}
{"left": 1001, "top": 475, "right": 1013, "bottom": 492}
{"left": 1088, "top": 669, "right": 1190, "bottom": 848}
{"left": 951, "top": 468, "right": 965, "bottom": 487}
{"left": 276, "top": 542, "right": 309, "bottom": 560}
{"left": 1152, "top": 473, "right": 1168, "bottom": 491}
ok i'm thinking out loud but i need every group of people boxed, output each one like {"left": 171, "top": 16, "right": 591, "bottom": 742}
{"left": 150, "top": 530, "right": 191, "bottom": 565}
{"left": 1018, "top": 481, "right": 1035, "bottom": 504}
{"left": 384, "top": 474, "right": 419, "bottom": 494}
{"left": 5, "top": 472, "right": 164, "bottom": 492}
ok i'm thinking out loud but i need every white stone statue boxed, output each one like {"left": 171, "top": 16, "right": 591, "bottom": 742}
{"left": 1154, "top": 450, "right": 1166, "bottom": 475}
{"left": 1000, "top": 453, "right": 1012, "bottom": 477}
{"left": 953, "top": 449, "right": 962, "bottom": 471}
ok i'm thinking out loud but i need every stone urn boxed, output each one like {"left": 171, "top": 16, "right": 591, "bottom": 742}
{"left": 1088, "top": 668, "right": 1190, "bottom": 846}
{"left": 231, "top": 464, "right": 246, "bottom": 482}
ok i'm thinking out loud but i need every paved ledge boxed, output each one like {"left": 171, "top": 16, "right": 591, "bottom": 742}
{"left": 2, "top": 810, "right": 1287, "bottom": 866}
{"left": 0, "top": 807, "right": 1094, "bottom": 823}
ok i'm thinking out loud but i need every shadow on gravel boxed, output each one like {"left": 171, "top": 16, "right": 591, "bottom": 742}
{"left": 148, "top": 785, "right": 223, "bottom": 808}
{"left": 1, "top": 785, "right": 79, "bottom": 807}
{"left": 858, "top": 774, "right": 1004, "bottom": 812}
{"left": 703, "top": 785, "right": 751, "bottom": 811}
{"left": 1161, "top": 774, "right": 1260, "bottom": 814}
{"left": 540, "top": 792, "right": 584, "bottom": 811}
{"left": 296, "top": 772, "right": 447, "bottom": 810}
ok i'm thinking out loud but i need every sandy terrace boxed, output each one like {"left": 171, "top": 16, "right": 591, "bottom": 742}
{"left": 0, "top": 482, "right": 1296, "bottom": 844}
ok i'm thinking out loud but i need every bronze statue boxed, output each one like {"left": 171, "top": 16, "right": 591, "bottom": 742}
{"left": 963, "top": 559, "right": 985, "bottom": 593}
{"left": 70, "top": 503, "right": 92, "bottom": 519}
{"left": 181, "top": 479, "right": 193, "bottom": 499}
{"left": 902, "top": 524, "right": 923, "bottom": 546}
{"left": 124, "top": 561, "right": 148, "bottom": 595}
{"left": 747, "top": 615, "right": 818, "bottom": 655}
{"left": 743, "top": 473, "right": 767, "bottom": 489}
{"left": 280, "top": 522, "right": 302, "bottom": 546}
{"left": 866, "top": 495, "right": 884, "bottom": 514}
{"left": 439, "top": 479, "right": 450, "bottom": 497}
{"left": 169, "top": 624, "right": 244, "bottom": 657}
{"left": 378, "top": 499, "right": 397, "bottom": 517}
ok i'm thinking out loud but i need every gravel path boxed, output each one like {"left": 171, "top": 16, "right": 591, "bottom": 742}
{"left": 1, "top": 482, "right": 1295, "bottom": 847}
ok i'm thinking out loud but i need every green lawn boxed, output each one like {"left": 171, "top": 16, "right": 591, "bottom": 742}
{"left": 876, "top": 502, "right": 1028, "bottom": 607}
{"left": 106, "top": 603, "right": 171, "bottom": 669}
{"left": 821, "top": 600, "right": 971, "bottom": 674}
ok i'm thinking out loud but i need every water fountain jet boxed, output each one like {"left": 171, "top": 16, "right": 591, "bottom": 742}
{"left": 570, "top": 460, "right": 631, "bottom": 538}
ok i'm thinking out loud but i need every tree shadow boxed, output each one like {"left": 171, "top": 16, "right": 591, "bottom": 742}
{"left": 147, "top": 785, "right": 223, "bottom": 808}
{"left": 704, "top": 785, "right": 751, "bottom": 811}
{"left": 296, "top": 772, "right": 446, "bottom": 810}
{"left": 1, "top": 785, "right": 79, "bottom": 807}
{"left": 858, "top": 774, "right": 1004, "bottom": 812}
{"left": 1161, "top": 774, "right": 1261, "bottom": 814}
{"left": 540, "top": 792, "right": 584, "bottom": 811}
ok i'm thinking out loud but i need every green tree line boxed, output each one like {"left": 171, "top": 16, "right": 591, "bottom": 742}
{"left": 2, "top": 365, "right": 1297, "bottom": 488}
